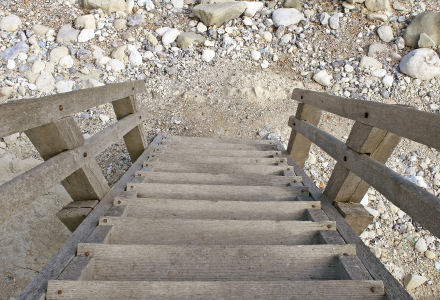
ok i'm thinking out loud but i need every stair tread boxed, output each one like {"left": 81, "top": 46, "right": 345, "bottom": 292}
{"left": 127, "top": 182, "right": 308, "bottom": 201}
{"left": 100, "top": 217, "right": 335, "bottom": 245}
{"left": 76, "top": 244, "right": 356, "bottom": 281}
{"left": 46, "top": 280, "right": 385, "bottom": 300}
{"left": 148, "top": 155, "right": 287, "bottom": 165}
{"left": 114, "top": 199, "right": 319, "bottom": 220}
{"left": 134, "top": 172, "right": 301, "bottom": 186}
{"left": 166, "top": 136, "right": 275, "bottom": 145}
{"left": 153, "top": 148, "right": 282, "bottom": 157}
{"left": 158, "top": 142, "right": 278, "bottom": 151}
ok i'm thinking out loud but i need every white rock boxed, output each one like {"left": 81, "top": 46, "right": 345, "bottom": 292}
{"left": 272, "top": 9, "right": 304, "bottom": 27}
{"left": 204, "top": 40, "right": 215, "bottom": 47}
{"left": 56, "top": 24, "right": 80, "bottom": 43}
{"left": 243, "top": 17, "right": 253, "bottom": 26}
{"left": 403, "top": 274, "right": 427, "bottom": 290}
{"left": 202, "top": 49, "right": 215, "bottom": 62}
{"left": 367, "top": 13, "right": 388, "bottom": 22}
{"left": 3, "top": 133, "right": 19, "bottom": 145}
{"left": 313, "top": 70, "right": 332, "bottom": 86}
{"left": 197, "top": 22, "right": 207, "bottom": 33}
{"left": 251, "top": 50, "right": 261, "bottom": 60}
{"left": 6, "top": 60, "right": 15, "bottom": 70}
{"left": 425, "top": 250, "right": 435, "bottom": 260}
{"left": 359, "top": 56, "right": 382, "bottom": 70}
{"left": 35, "top": 73, "right": 55, "bottom": 93}
{"left": 320, "top": 12, "right": 330, "bottom": 25}
{"left": 365, "top": 206, "right": 379, "bottom": 218}
{"left": 399, "top": 48, "right": 440, "bottom": 80}
{"left": 382, "top": 75, "right": 393, "bottom": 87}
{"left": 243, "top": 1, "right": 263, "bottom": 17}
{"left": 162, "top": 29, "right": 180, "bottom": 45}
{"left": 75, "top": 14, "right": 96, "bottom": 29}
{"left": 156, "top": 27, "right": 171, "bottom": 35}
{"left": 171, "top": 0, "right": 184, "bottom": 9}
{"left": 344, "top": 64, "right": 354, "bottom": 72}
{"left": 107, "top": 59, "right": 125, "bottom": 72}
{"left": 126, "top": 0, "right": 134, "bottom": 11}
{"left": 262, "top": 31, "right": 273, "bottom": 42}
{"left": 261, "top": 60, "right": 269, "bottom": 69}
{"left": 143, "top": 51, "right": 154, "bottom": 60}
{"left": 415, "top": 238, "right": 428, "bottom": 253}
{"left": 50, "top": 46, "right": 69, "bottom": 63}
{"left": 360, "top": 194, "right": 369, "bottom": 206}
{"left": 99, "top": 114, "right": 110, "bottom": 123}
{"left": 58, "top": 55, "right": 74, "bottom": 68}
{"left": 0, "top": 15, "right": 22, "bottom": 32}
{"left": 377, "top": 25, "right": 394, "bottom": 42}
{"left": 55, "top": 81, "right": 74, "bottom": 93}
{"left": 371, "top": 68, "right": 386, "bottom": 77}
{"left": 83, "top": 78, "right": 104, "bottom": 88}
{"left": 32, "top": 24, "right": 52, "bottom": 36}
{"left": 129, "top": 50, "right": 142, "bottom": 66}
{"left": 329, "top": 13, "right": 339, "bottom": 30}
{"left": 32, "top": 60, "right": 45, "bottom": 73}
{"left": 77, "top": 29, "right": 95, "bottom": 42}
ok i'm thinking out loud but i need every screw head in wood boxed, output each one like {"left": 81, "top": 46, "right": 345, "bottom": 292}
{"left": 130, "top": 186, "right": 134, "bottom": 189}
{"left": 138, "top": 174, "right": 142, "bottom": 177}
{"left": 85, "top": 252, "right": 90, "bottom": 257}
{"left": 111, "top": 169, "right": 116, "bottom": 173}
{"left": 327, "top": 224, "right": 332, "bottom": 229}
{"left": 83, "top": 152, "right": 88, "bottom": 157}
{"left": 371, "top": 287, "right": 377, "bottom": 293}
{"left": 343, "top": 253, "right": 349, "bottom": 256}
{"left": 103, "top": 219, "right": 107, "bottom": 223}
{"left": 287, "top": 168, "right": 291, "bottom": 170}
{"left": 118, "top": 200, "right": 122, "bottom": 204}
{"left": 59, "top": 105, "right": 63, "bottom": 111}
{"left": 58, "top": 290, "right": 63, "bottom": 295}
{"left": 301, "top": 189, "right": 307, "bottom": 193}
{"left": 293, "top": 180, "right": 297, "bottom": 183}
{"left": 139, "top": 116, "right": 142, "bottom": 119}
{"left": 312, "top": 205, "right": 316, "bottom": 208}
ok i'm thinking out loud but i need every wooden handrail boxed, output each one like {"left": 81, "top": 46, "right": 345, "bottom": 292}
{"left": 288, "top": 115, "right": 440, "bottom": 238}
{"left": 291, "top": 89, "right": 440, "bottom": 150}
{"left": 0, "top": 80, "right": 145, "bottom": 137}
{"left": 0, "top": 108, "right": 147, "bottom": 227}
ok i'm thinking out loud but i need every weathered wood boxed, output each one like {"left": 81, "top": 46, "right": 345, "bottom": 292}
{"left": 338, "top": 255, "right": 373, "bottom": 280}
{"left": 163, "top": 142, "right": 278, "bottom": 151}
{"left": 104, "top": 205, "right": 127, "bottom": 217}
{"left": 127, "top": 182, "right": 309, "bottom": 201}
{"left": 64, "top": 200, "right": 99, "bottom": 209}
{"left": 275, "top": 140, "right": 413, "bottom": 299}
{"left": 112, "top": 95, "right": 147, "bottom": 162}
{"left": 325, "top": 122, "right": 400, "bottom": 203}
{"left": 291, "top": 88, "right": 440, "bottom": 150}
{"left": 101, "top": 217, "right": 335, "bottom": 245}
{"left": 115, "top": 198, "right": 318, "bottom": 220}
{"left": 17, "top": 134, "right": 164, "bottom": 300}
{"left": 335, "top": 202, "right": 374, "bottom": 235}
{"left": 288, "top": 115, "right": 440, "bottom": 239}
{"left": 77, "top": 244, "right": 356, "bottom": 281}
{"left": 46, "top": 280, "right": 386, "bottom": 300}
{"left": 156, "top": 148, "right": 282, "bottom": 158}
{"left": 168, "top": 136, "right": 275, "bottom": 144}
{"left": 287, "top": 103, "right": 322, "bottom": 168}
{"left": 134, "top": 171, "right": 302, "bottom": 186}
{"left": 85, "top": 225, "right": 113, "bottom": 244}
{"left": 319, "top": 231, "right": 346, "bottom": 245}
{"left": 56, "top": 207, "right": 92, "bottom": 232}
{"left": 149, "top": 154, "right": 287, "bottom": 165}
{"left": 0, "top": 80, "right": 145, "bottom": 138}
{"left": 26, "top": 116, "right": 109, "bottom": 201}
{"left": 0, "top": 109, "right": 148, "bottom": 228}
{"left": 307, "top": 208, "right": 330, "bottom": 222}
{"left": 57, "top": 257, "right": 94, "bottom": 281}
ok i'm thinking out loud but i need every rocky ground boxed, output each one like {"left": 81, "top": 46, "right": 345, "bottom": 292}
{"left": 1, "top": 0, "right": 440, "bottom": 298}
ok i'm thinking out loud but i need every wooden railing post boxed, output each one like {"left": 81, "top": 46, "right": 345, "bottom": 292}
{"left": 287, "top": 103, "right": 322, "bottom": 168}
{"left": 112, "top": 95, "right": 147, "bottom": 162}
{"left": 25, "top": 116, "right": 110, "bottom": 231}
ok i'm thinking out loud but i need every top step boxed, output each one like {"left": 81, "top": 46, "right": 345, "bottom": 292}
{"left": 164, "top": 136, "right": 274, "bottom": 145}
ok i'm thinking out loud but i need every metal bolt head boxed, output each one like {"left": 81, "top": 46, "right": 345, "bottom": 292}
{"left": 139, "top": 116, "right": 142, "bottom": 119}
{"left": 58, "top": 290, "right": 63, "bottom": 295}
{"left": 293, "top": 180, "right": 297, "bottom": 183}
{"left": 83, "top": 152, "right": 88, "bottom": 157}
{"left": 371, "top": 287, "right": 377, "bottom": 293}
{"left": 312, "top": 205, "right": 316, "bottom": 208}
{"left": 327, "top": 224, "right": 332, "bottom": 229}
{"left": 287, "top": 168, "right": 291, "bottom": 170}
{"left": 103, "top": 219, "right": 107, "bottom": 223}
{"left": 130, "top": 186, "right": 134, "bottom": 189}
{"left": 85, "top": 252, "right": 90, "bottom": 257}
{"left": 59, "top": 105, "right": 63, "bottom": 111}
{"left": 118, "top": 200, "right": 122, "bottom": 204}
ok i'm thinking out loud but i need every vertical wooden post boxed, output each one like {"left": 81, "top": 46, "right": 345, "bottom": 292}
{"left": 112, "top": 95, "right": 147, "bottom": 162}
{"left": 287, "top": 103, "right": 322, "bottom": 168}
{"left": 324, "top": 122, "right": 401, "bottom": 203}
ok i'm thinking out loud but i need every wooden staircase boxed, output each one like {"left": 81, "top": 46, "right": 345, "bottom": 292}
{"left": 45, "top": 135, "right": 385, "bottom": 299}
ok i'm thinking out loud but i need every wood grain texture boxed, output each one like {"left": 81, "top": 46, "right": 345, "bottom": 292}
{"left": 288, "top": 115, "right": 440, "bottom": 238}
{"left": 0, "top": 109, "right": 147, "bottom": 228}
{"left": 134, "top": 171, "right": 301, "bottom": 186}
{"left": 17, "top": 134, "right": 165, "bottom": 300}
{"left": 319, "top": 230, "right": 346, "bottom": 245}
{"left": 162, "top": 141, "right": 278, "bottom": 151}
{"left": 111, "top": 95, "right": 147, "bottom": 162}
{"left": 150, "top": 154, "right": 287, "bottom": 165}
{"left": 0, "top": 80, "right": 145, "bottom": 137}
{"left": 84, "top": 225, "right": 113, "bottom": 244}
{"left": 291, "top": 88, "right": 440, "bottom": 150}
{"left": 56, "top": 207, "right": 92, "bottom": 232}
{"left": 274, "top": 140, "right": 413, "bottom": 299}
{"left": 56, "top": 257, "right": 94, "bottom": 281}
{"left": 46, "top": 280, "right": 385, "bottom": 300}
{"left": 335, "top": 202, "right": 374, "bottom": 235}
{"left": 100, "top": 217, "right": 335, "bottom": 245}
{"left": 76, "top": 244, "right": 356, "bottom": 281}
{"left": 307, "top": 208, "right": 330, "bottom": 222}
{"left": 115, "top": 198, "right": 318, "bottom": 220}
{"left": 338, "top": 255, "right": 373, "bottom": 280}
{"left": 154, "top": 148, "right": 282, "bottom": 157}
{"left": 287, "top": 103, "right": 322, "bottom": 168}
{"left": 167, "top": 135, "right": 275, "bottom": 144}
{"left": 127, "top": 182, "right": 309, "bottom": 201}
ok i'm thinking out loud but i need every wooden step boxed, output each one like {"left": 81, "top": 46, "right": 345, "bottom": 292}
{"left": 76, "top": 244, "right": 356, "bottom": 281}
{"left": 148, "top": 155, "right": 287, "bottom": 165}
{"left": 166, "top": 136, "right": 274, "bottom": 145}
{"left": 127, "top": 183, "right": 309, "bottom": 201}
{"left": 158, "top": 142, "right": 278, "bottom": 151}
{"left": 134, "top": 172, "right": 301, "bottom": 186}
{"left": 99, "top": 217, "right": 336, "bottom": 245}
{"left": 154, "top": 148, "right": 283, "bottom": 157}
{"left": 141, "top": 162, "right": 293, "bottom": 175}
{"left": 47, "top": 280, "right": 386, "bottom": 300}
{"left": 113, "top": 199, "right": 318, "bottom": 220}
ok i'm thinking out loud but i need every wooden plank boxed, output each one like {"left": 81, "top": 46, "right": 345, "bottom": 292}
{"left": 56, "top": 257, "right": 94, "bottom": 281}
{"left": 163, "top": 142, "right": 278, "bottom": 151}
{"left": 150, "top": 154, "right": 287, "bottom": 165}
{"left": 112, "top": 95, "right": 147, "bottom": 162}
{"left": 101, "top": 217, "right": 335, "bottom": 245}
{"left": 307, "top": 208, "right": 330, "bottom": 222}
{"left": 46, "top": 280, "right": 386, "bottom": 300}
{"left": 127, "top": 182, "right": 309, "bottom": 201}
{"left": 56, "top": 207, "right": 92, "bottom": 232}
{"left": 156, "top": 148, "right": 283, "bottom": 157}
{"left": 77, "top": 244, "right": 356, "bottom": 281}
{"left": 287, "top": 103, "right": 322, "bottom": 168}
{"left": 0, "top": 109, "right": 148, "bottom": 228}
{"left": 25, "top": 116, "right": 109, "bottom": 201}
{"left": 335, "top": 202, "right": 374, "bottom": 235}
{"left": 84, "top": 225, "right": 113, "bottom": 244}
{"left": 0, "top": 80, "right": 145, "bottom": 138}
{"left": 167, "top": 136, "right": 275, "bottom": 144}
{"left": 64, "top": 200, "right": 99, "bottom": 209}
{"left": 319, "top": 231, "right": 346, "bottom": 245}
{"left": 325, "top": 122, "right": 400, "bottom": 203}
{"left": 338, "top": 255, "right": 373, "bottom": 280}
{"left": 289, "top": 115, "right": 440, "bottom": 238}
{"left": 104, "top": 205, "right": 127, "bottom": 217}
{"left": 17, "top": 134, "right": 165, "bottom": 300}
{"left": 115, "top": 198, "right": 318, "bottom": 220}
{"left": 274, "top": 140, "right": 413, "bottom": 299}
{"left": 134, "top": 172, "right": 301, "bottom": 186}
{"left": 291, "top": 88, "right": 440, "bottom": 150}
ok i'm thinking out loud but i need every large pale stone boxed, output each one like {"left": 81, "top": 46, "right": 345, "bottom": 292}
{"left": 75, "top": 14, "right": 96, "bottom": 29}
{"left": 0, "top": 15, "right": 22, "bottom": 31}
{"left": 49, "top": 46, "right": 69, "bottom": 63}
{"left": 32, "top": 24, "right": 52, "bottom": 36}
{"left": 399, "top": 48, "right": 440, "bottom": 80}
{"left": 176, "top": 32, "right": 206, "bottom": 48}
{"left": 313, "top": 70, "right": 332, "bottom": 86}
{"left": 35, "top": 73, "right": 55, "bottom": 93}
{"left": 272, "top": 8, "right": 304, "bottom": 27}
{"left": 359, "top": 57, "right": 382, "bottom": 70}
{"left": 193, "top": 2, "right": 247, "bottom": 26}
{"left": 403, "top": 274, "right": 427, "bottom": 290}
{"left": 82, "top": 0, "right": 126, "bottom": 14}
{"left": 403, "top": 12, "right": 440, "bottom": 48}
{"left": 365, "top": 0, "right": 391, "bottom": 12}
{"left": 56, "top": 24, "right": 80, "bottom": 43}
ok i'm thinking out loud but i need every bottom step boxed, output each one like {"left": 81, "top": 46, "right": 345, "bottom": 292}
{"left": 47, "top": 280, "right": 385, "bottom": 299}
